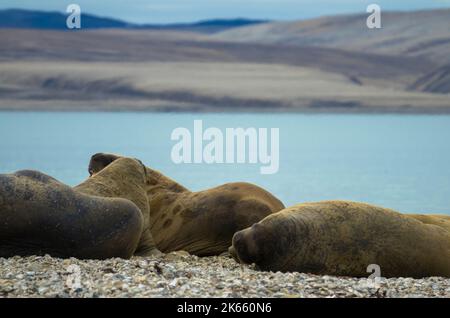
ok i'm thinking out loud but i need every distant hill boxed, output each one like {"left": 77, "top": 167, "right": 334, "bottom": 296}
{"left": 2, "top": 27, "right": 448, "bottom": 113}
{"left": 0, "top": 8, "right": 448, "bottom": 112}
{"left": 0, "top": 9, "right": 266, "bottom": 33}
{"left": 0, "top": 9, "right": 132, "bottom": 29}
{"left": 214, "top": 9, "right": 450, "bottom": 64}
{"left": 0, "top": 28, "right": 432, "bottom": 83}
{"left": 142, "top": 18, "right": 268, "bottom": 34}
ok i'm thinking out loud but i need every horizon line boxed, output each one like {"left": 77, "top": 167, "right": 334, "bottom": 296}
{"left": 1, "top": 6, "right": 449, "bottom": 26}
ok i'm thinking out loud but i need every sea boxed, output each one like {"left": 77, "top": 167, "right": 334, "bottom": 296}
{"left": 1, "top": 112, "right": 449, "bottom": 214}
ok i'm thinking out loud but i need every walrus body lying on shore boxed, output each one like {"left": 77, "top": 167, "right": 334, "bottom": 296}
{"left": 88, "top": 153, "right": 285, "bottom": 256}
{"left": 0, "top": 164, "right": 146, "bottom": 259}
{"left": 230, "top": 201, "right": 450, "bottom": 278}
{"left": 148, "top": 181, "right": 284, "bottom": 256}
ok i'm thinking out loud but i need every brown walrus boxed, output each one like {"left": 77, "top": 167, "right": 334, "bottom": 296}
{"left": 0, "top": 168, "right": 144, "bottom": 259}
{"left": 88, "top": 153, "right": 285, "bottom": 256}
{"left": 229, "top": 201, "right": 450, "bottom": 278}
{"left": 75, "top": 157, "right": 160, "bottom": 256}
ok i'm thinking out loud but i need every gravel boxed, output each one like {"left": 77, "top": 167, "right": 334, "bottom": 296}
{"left": 0, "top": 252, "right": 449, "bottom": 298}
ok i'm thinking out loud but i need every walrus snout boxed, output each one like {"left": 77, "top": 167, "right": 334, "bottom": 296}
{"left": 231, "top": 224, "right": 265, "bottom": 265}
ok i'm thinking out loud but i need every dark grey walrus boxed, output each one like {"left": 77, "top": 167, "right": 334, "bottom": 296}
{"left": 0, "top": 157, "right": 160, "bottom": 259}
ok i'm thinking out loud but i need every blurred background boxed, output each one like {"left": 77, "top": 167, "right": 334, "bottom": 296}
{"left": 0, "top": 1, "right": 449, "bottom": 213}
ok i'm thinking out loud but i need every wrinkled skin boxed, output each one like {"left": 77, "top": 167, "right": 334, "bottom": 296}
{"left": 76, "top": 157, "right": 160, "bottom": 256}
{"left": 89, "top": 153, "right": 285, "bottom": 256}
{"left": 0, "top": 169, "right": 143, "bottom": 259}
{"left": 230, "top": 201, "right": 450, "bottom": 278}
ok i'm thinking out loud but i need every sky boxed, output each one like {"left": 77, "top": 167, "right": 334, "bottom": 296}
{"left": 1, "top": 0, "right": 450, "bottom": 24}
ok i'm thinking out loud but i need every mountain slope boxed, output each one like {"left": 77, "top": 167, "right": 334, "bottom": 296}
{"left": 2, "top": 60, "right": 450, "bottom": 112}
{"left": 410, "top": 65, "right": 450, "bottom": 93}
{"left": 214, "top": 9, "right": 450, "bottom": 64}
{"left": 0, "top": 9, "right": 448, "bottom": 112}
{"left": 0, "top": 28, "right": 433, "bottom": 88}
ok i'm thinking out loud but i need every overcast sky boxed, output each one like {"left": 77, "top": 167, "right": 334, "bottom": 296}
{"left": 1, "top": 0, "right": 450, "bottom": 23}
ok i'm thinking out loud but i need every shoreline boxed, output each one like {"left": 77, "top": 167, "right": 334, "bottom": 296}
{"left": 1, "top": 107, "right": 450, "bottom": 115}
{"left": 1, "top": 253, "right": 449, "bottom": 298}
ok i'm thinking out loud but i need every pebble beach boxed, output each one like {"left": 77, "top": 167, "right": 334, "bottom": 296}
{"left": 0, "top": 252, "right": 449, "bottom": 298}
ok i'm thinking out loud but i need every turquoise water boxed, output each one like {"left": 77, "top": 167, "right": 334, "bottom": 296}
{"left": 1, "top": 112, "right": 450, "bottom": 214}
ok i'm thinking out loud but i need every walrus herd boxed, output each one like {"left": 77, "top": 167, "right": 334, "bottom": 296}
{"left": 1, "top": 153, "right": 449, "bottom": 278}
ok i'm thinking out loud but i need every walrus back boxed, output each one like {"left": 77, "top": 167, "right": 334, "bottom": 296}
{"left": 0, "top": 170, "right": 143, "bottom": 259}
{"left": 149, "top": 181, "right": 284, "bottom": 256}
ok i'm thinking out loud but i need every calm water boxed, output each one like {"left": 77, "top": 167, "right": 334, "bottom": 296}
{"left": 1, "top": 112, "right": 450, "bottom": 214}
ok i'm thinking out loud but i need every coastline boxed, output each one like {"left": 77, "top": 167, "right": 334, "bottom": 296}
{"left": 1, "top": 253, "right": 449, "bottom": 298}
{"left": 1, "top": 101, "right": 450, "bottom": 114}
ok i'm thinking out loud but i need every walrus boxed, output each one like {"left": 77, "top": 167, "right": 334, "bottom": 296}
{"left": 229, "top": 201, "right": 450, "bottom": 278}
{"left": 88, "top": 153, "right": 285, "bottom": 256}
{"left": 0, "top": 168, "right": 143, "bottom": 259}
{"left": 75, "top": 157, "right": 160, "bottom": 256}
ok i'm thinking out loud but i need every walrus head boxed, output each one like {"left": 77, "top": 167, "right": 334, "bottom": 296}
{"left": 229, "top": 223, "right": 272, "bottom": 266}
{"left": 87, "top": 153, "right": 187, "bottom": 193}
{"left": 230, "top": 214, "right": 301, "bottom": 271}
{"left": 88, "top": 153, "right": 122, "bottom": 176}
{"left": 88, "top": 153, "right": 146, "bottom": 177}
